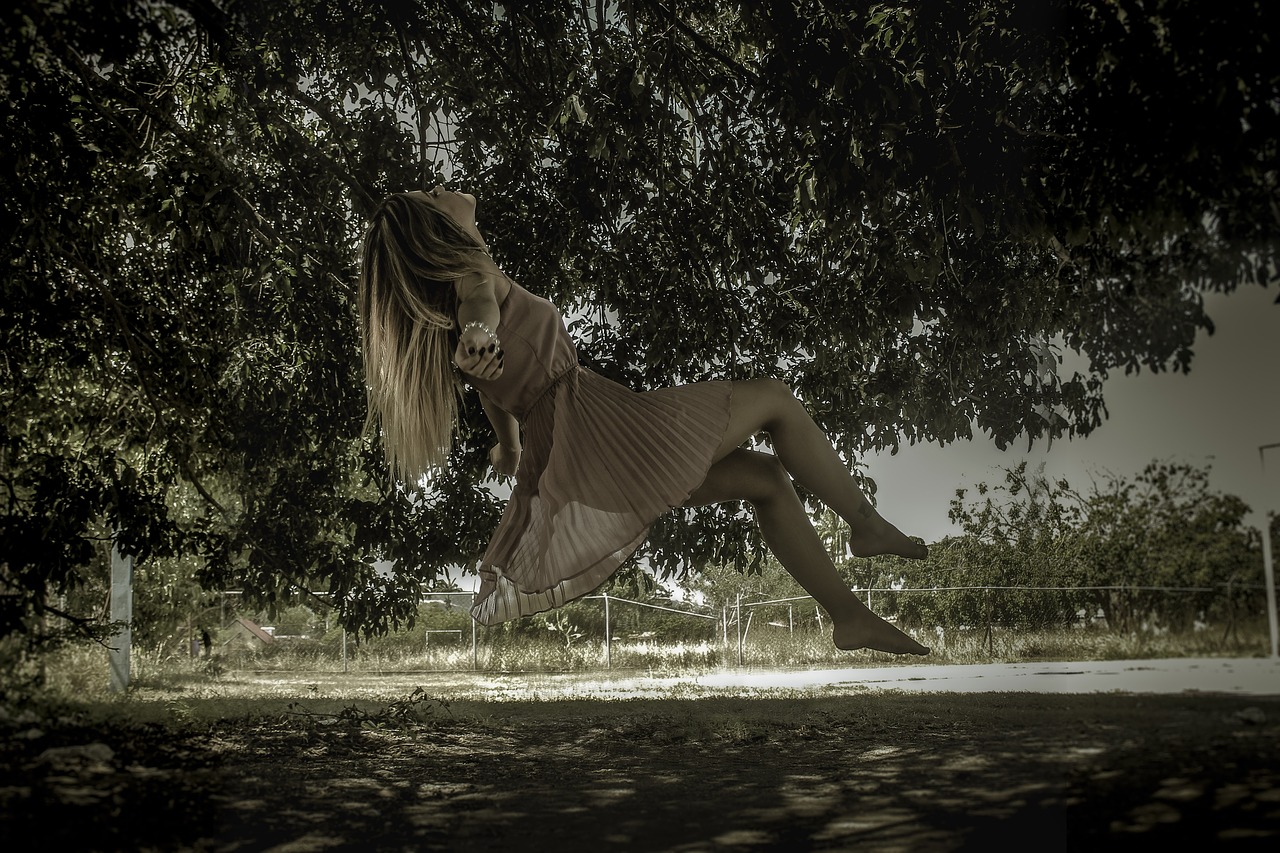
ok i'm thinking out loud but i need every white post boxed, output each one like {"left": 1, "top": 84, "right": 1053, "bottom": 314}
{"left": 603, "top": 592, "right": 611, "bottom": 669}
{"left": 471, "top": 593, "right": 478, "bottom": 671}
{"left": 735, "top": 593, "right": 743, "bottom": 666}
{"left": 108, "top": 541, "right": 132, "bottom": 693}
{"left": 341, "top": 628, "right": 348, "bottom": 672}
{"left": 1260, "top": 444, "right": 1279, "bottom": 659}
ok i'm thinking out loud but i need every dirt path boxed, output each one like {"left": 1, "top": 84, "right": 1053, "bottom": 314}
{"left": 6, "top": 691, "right": 1279, "bottom": 851}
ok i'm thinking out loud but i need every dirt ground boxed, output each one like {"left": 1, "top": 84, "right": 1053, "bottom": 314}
{"left": 3, "top": 684, "right": 1279, "bottom": 852}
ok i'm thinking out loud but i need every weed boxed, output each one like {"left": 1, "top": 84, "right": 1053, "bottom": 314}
{"left": 284, "top": 687, "right": 452, "bottom": 731}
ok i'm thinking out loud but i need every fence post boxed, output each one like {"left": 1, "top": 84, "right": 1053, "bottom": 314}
{"left": 108, "top": 540, "right": 132, "bottom": 693}
{"left": 735, "top": 593, "right": 743, "bottom": 666}
{"left": 603, "top": 592, "right": 611, "bottom": 669}
{"left": 471, "top": 592, "right": 478, "bottom": 671}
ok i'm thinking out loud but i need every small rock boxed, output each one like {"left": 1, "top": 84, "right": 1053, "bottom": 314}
{"left": 36, "top": 742, "right": 116, "bottom": 767}
{"left": 1230, "top": 707, "right": 1267, "bottom": 725}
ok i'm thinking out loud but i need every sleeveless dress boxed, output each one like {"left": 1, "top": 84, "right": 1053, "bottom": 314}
{"left": 464, "top": 279, "right": 733, "bottom": 625}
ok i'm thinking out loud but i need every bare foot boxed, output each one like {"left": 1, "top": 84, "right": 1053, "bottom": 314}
{"left": 848, "top": 511, "right": 929, "bottom": 560}
{"left": 832, "top": 610, "right": 930, "bottom": 656}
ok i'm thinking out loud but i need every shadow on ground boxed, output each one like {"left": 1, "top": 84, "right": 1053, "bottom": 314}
{"left": 4, "top": 692, "right": 1278, "bottom": 851}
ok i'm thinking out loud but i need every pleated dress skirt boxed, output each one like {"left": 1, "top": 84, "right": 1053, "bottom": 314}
{"left": 470, "top": 365, "right": 733, "bottom": 625}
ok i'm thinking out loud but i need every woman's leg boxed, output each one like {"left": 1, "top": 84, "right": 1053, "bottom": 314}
{"left": 686, "top": 449, "right": 929, "bottom": 655}
{"left": 710, "top": 379, "right": 927, "bottom": 560}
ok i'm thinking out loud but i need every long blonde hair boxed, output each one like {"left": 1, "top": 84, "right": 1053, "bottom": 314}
{"left": 358, "top": 192, "right": 490, "bottom": 482}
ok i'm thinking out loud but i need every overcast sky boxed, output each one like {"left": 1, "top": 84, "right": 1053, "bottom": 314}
{"left": 864, "top": 283, "right": 1280, "bottom": 544}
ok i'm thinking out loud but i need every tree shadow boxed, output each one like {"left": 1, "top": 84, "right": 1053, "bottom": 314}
{"left": 195, "top": 692, "right": 1280, "bottom": 851}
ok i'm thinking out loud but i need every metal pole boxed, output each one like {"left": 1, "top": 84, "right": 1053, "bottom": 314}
{"left": 603, "top": 593, "right": 611, "bottom": 669}
{"left": 471, "top": 593, "right": 478, "bottom": 671}
{"left": 1260, "top": 444, "right": 1279, "bottom": 659}
{"left": 342, "top": 628, "right": 348, "bottom": 672}
{"left": 1262, "top": 523, "right": 1278, "bottom": 659}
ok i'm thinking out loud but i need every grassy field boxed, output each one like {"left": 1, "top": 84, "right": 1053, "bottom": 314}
{"left": 78, "top": 617, "right": 1276, "bottom": 689}
{"left": 5, "top": 665, "right": 1279, "bottom": 851}
{"left": 4, "top": 625, "right": 1278, "bottom": 851}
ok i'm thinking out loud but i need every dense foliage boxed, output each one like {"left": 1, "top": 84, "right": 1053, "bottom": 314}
{"left": 890, "top": 461, "right": 1265, "bottom": 639}
{"left": 673, "top": 460, "right": 1266, "bottom": 644}
{"left": 3, "top": 0, "right": 1276, "bottom": 644}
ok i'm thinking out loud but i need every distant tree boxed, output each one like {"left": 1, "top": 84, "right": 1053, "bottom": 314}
{"left": 937, "top": 460, "right": 1260, "bottom": 635}
{"left": 2, "top": 1, "right": 1276, "bottom": 648}
{"left": 1076, "top": 461, "right": 1260, "bottom": 633}
{"left": 685, "top": 554, "right": 810, "bottom": 611}
{"left": 925, "top": 463, "right": 1087, "bottom": 640}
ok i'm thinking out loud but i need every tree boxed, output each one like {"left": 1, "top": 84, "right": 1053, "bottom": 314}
{"left": 3, "top": 0, "right": 1276, "bottom": 647}
{"left": 941, "top": 459, "right": 1260, "bottom": 636}
{"left": 1076, "top": 461, "right": 1260, "bottom": 633}
{"left": 934, "top": 462, "right": 1087, "bottom": 641}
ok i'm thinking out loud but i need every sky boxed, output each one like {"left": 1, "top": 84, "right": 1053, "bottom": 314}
{"left": 863, "top": 283, "right": 1280, "bottom": 545}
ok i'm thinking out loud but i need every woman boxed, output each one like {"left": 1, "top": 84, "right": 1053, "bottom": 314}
{"left": 360, "top": 186, "right": 930, "bottom": 655}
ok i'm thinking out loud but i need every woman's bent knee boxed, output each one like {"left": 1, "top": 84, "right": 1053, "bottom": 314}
{"left": 741, "top": 451, "right": 792, "bottom": 506}
{"left": 742, "top": 377, "right": 798, "bottom": 424}
{"left": 755, "top": 377, "right": 793, "bottom": 407}
{"left": 714, "top": 378, "right": 803, "bottom": 461}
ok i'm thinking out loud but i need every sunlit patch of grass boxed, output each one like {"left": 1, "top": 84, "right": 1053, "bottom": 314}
{"left": 8, "top": 617, "right": 1273, "bottom": 711}
{"left": 609, "top": 640, "right": 720, "bottom": 672}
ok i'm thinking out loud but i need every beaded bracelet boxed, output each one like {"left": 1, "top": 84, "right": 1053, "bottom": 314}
{"left": 460, "top": 320, "right": 498, "bottom": 346}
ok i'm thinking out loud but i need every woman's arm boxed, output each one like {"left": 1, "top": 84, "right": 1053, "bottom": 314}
{"left": 479, "top": 391, "right": 521, "bottom": 452}
{"left": 480, "top": 392, "right": 521, "bottom": 477}
{"left": 454, "top": 271, "right": 503, "bottom": 381}
{"left": 456, "top": 269, "right": 519, "bottom": 476}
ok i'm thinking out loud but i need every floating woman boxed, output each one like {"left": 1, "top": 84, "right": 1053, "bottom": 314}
{"left": 359, "top": 187, "right": 930, "bottom": 656}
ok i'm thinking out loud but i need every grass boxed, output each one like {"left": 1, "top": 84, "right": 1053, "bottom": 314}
{"left": 17, "top": 616, "right": 1271, "bottom": 709}
{"left": 5, "top": 670, "right": 1278, "bottom": 853}
{"left": 5, "top": 616, "right": 1276, "bottom": 852}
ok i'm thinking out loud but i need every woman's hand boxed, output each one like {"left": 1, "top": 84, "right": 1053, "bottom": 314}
{"left": 489, "top": 443, "right": 521, "bottom": 478}
{"left": 454, "top": 321, "right": 504, "bottom": 380}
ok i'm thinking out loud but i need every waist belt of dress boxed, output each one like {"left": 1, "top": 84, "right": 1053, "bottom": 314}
{"left": 517, "top": 363, "right": 580, "bottom": 422}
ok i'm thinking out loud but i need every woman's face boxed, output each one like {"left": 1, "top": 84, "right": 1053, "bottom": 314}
{"left": 411, "top": 185, "right": 478, "bottom": 232}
